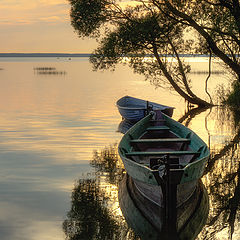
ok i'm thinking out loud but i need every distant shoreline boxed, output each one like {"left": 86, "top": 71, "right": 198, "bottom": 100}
{"left": 0, "top": 53, "right": 211, "bottom": 58}
{"left": 0, "top": 53, "right": 91, "bottom": 57}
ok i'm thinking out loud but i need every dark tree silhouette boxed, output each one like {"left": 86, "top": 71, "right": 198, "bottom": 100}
{"left": 68, "top": 0, "right": 240, "bottom": 107}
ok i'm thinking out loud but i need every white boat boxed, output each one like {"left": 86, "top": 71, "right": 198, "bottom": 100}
{"left": 116, "top": 96, "right": 174, "bottom": 122}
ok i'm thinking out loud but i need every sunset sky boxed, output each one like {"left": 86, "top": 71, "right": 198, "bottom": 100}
{"left": 0, "top": 0, "right": 98, "bottom": 53}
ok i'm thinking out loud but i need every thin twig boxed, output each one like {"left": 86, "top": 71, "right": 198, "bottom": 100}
{"left": 205, "top": 49, "right": 213, "bottom": 104}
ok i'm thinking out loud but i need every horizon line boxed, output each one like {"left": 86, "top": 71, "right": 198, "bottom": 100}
{"left": 0, "top": 53, "right": 213, "bottom": 58}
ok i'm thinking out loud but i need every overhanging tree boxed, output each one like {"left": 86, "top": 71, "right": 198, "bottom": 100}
{"left": 68, "top": 0, "right": 240, "bottom": 107}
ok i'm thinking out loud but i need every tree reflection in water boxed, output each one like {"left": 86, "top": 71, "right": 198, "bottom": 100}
{"left": 91, "top": 143, "right": 125, "bottom": 185}
{"left": 63, "top": 106, "right": 240, "bottom": 240}
{"left": 194, "top": 106, "right": 240, "bottom": 240}
{"left": 63, "top": 143, "right": 139, "bottom": 240}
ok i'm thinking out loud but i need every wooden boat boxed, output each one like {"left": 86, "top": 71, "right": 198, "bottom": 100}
{"left": 118, "top": 174, "right": 209, "bottom": 240}
{"left": 116, "top": 96, "right": 174, "bottom": 121}
{"left": 118, "top": 110, "right": 210, "bottom": 231}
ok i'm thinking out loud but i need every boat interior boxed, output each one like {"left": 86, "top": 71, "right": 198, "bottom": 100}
{"left": 125, "top": 117, "right": 201, "bottom": 205}
{"left": 125, "top": 117, "right": 201, "bottom": 170}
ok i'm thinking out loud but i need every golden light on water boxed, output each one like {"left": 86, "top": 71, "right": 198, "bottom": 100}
{"left": 99, "top": 181, "right": 123, "bottom": 217}
{"left": 0, "top": 57, "right": 240, "bottom": 239}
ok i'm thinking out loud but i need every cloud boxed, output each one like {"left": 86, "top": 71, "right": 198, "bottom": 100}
{"left": 39, "top": 0, "right": 68, "bottom": 5}
{"left": 0, "top": 0, "right": 67, "bottom": 9}
{"left": 39, "top": 16, "right": 62, "bottom": 22}
{"left": 0, "top": 0, "right": 142, "bottom": 26}
{"left": 0, "top": 0, "right": 69, "bottom": 26}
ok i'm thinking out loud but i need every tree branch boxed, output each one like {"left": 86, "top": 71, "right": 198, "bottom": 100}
{"left": 205, "top": 49, "right": 213, "bottom": 104}
{"left": 164, "top": 0, "right": 240, "bottom": 78}
{"left": 152, "top": 41, "right": 212, "bottom": 106}
{"left": 167, "top": 36, "right": 197, "bottom": 98}
{"left": 202, "top": 26, "right": 240, "bottom": 48}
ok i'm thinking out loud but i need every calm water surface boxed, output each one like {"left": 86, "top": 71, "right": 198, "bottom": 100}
{"left": 0, "top": 57, "right": 238, "bottom": 239}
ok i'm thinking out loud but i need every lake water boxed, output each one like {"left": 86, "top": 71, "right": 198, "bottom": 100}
{"left": 0, "top": 57, "right": 239, "bottom": 239}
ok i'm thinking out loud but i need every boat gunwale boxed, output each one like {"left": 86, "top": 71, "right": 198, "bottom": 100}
{"left": 117, "top": 105, "right": 147, "bottom": 110}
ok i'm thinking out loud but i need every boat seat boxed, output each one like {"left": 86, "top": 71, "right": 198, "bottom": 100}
{"left": 189, "top": 145, "right": 207, "bottom": 163}
{"left": 150, "top": 119, "right": 166, "bottom": 123}
{"left": 126, "top": 151, "right": 200, "bottom": 157}
{"left": 146, "top": 126, "right": 170, "bottom": 131}
{"left": 130, "top": 138, "right": 190, "bottom": 144}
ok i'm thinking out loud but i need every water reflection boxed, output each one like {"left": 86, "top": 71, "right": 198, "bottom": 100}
{"left": 199, "top": 116, "right": 240, "bottom": 239}
{"left": 63, "top": 141, "right": 209, "bottom": 239}
{"left": 177, "top": 107, "right": 210, "bottom": 126}
{"left": 166, "top": 106, "right": 240, "bottom": 239}
{"left": 2, "top": 57, "right": 236, "bottom": 239}
{"left": 91, "top": 143, "right": 124, "bottom": 185}
{"left": 117, "top": 120, "right": 135, "bottom": 134}
{"left": 119, "top": 175, "right": 209, "bottom": 240}
{"left": 63, "top": 178, "right": 125, "bottom": 240}
{"left": 64, "top": 105, "right": 240, "bottom": 239}
{"left": 63, "top": 144, "right": 138, "bottom": 240}
{"left": 230, "top": 108, "right": 240, "bottom": 127}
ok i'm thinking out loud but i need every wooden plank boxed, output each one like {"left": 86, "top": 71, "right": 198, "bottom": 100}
{"left": 130, "top": 138, "right": 190, "bottom": 144}
{"left": 150, "top": 119, "right": 166, "bottom": 122}
{"left": 146, "top": 126, "right": 170, "bottom": 131}
{"left": 126, "top": 151, "right": 200, "bottom": 156}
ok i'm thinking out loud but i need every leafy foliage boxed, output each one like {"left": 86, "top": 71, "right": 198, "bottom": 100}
{"left": 225, "top": 80, "right": 240, "bottom": 106}
{"left": 69, "top": 0, "right": 240, "bottom": 107}
{"left": 69, "top": 0, "right": 109, "bottom": 37}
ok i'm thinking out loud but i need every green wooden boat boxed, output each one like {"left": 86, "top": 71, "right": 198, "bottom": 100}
{"left": 118, "top": 110, "right": 210, "bottom": 186}
{"left": 118, "top": 110, "right": 210, "bottom": 229}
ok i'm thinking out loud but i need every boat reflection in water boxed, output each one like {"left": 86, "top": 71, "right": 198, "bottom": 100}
{"left": 117, "top": 119, "right": 136, "bottom": 134}
{"left": 119, "top": 174, "right": 209, "bottom": 240}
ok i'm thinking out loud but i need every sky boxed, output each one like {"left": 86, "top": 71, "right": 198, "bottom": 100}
{"left": 0, "top": 0, "right": 98, "bottom": 53}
